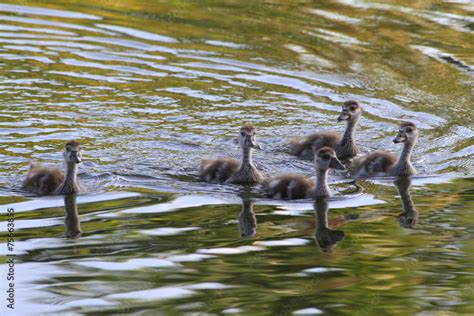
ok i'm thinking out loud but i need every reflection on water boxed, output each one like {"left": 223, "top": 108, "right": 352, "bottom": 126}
{"left": 0, "top": 179, "right": 472, "bottom": 315}
{"left": 237, "top": 195, "right": 257, "bottom": 238}
{"left": 314, "top": 198, "right": 345, "bottom": 252}
{"left": 0, "top": 0, "right": 473, "bottom": 315}
{"left": 394, "top": 176, "right": 418, "bottom": 229}
{"left": 64, "top": 194, "right": 82, "bottom": 238}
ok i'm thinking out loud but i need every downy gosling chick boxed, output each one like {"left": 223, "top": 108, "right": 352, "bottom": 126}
{"left": 263, "top": 147, "right": 345, "bottom": 199}
{"left": 290, "top": 100, "right": 362, "bottom": 160}
{"left": 22, "top": 140, "right": 84, "bottom": 195}
{"left": 200, "top": 125, "right": 263, "bottom": 184}
{"left": 353, "top": 122, "right": 418, "bottom": 178}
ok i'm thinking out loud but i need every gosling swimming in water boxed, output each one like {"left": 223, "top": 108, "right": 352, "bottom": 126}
{"left": 353, "top": 122, "right": 418, "bottom": 178}
{"left": 290, "top": 100, "right": 362, "bottom": 160}
{"left": 263, "top": 147, "right": 345, "bottom": 199}
{"left": 22, "top": 140, "right": 85, "bottom": 195}
{"left": 200, "top": 125, "right": 263, "bottom": 184}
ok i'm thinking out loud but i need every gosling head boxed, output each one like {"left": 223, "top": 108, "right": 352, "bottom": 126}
{"left": 393, "top": 122, "right": 418, "bottom": 144}
{"left": 337, "top": 100, "right": 362, "bottom": 122}
{"left": 63, "top": 140, "right": 82, "bottom": 164}
{"left": 315, "top": 147, "right": 345, "bottom": 171}
{"left": 238, "top": 125, "right": 262, "bottom": 150}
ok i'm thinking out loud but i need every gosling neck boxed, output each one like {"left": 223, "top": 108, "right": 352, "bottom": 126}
{"left": 340, "top": 117, "right": 359, "bottom": 146}
{"left": 336, "top": 117, "right": 360, "bottom": 160}
{"left": 240, "top": 146, "right": 255, "bottom": 169}
{"left": 228, "top": 146, "right": 262, "bottom": 184}
{"left": 64, "top": 161, "right": 78, "bottom": 185}
{"left": 313, "top": 167, "right": 330, "bottom": 198}
{"left": 393, "top": 138, "right": 416, "bottom": 174}
{"left": 58, "top": 161, "right": 79, "bottom": 194}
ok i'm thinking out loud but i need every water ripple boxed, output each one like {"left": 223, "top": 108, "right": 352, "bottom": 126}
{"left": 0, "top": 3, "right": 101, "bottom": 19}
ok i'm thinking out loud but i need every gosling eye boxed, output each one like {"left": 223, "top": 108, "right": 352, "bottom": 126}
{"left": 66, "top": 146, "right": 71, "bottom": 152}
{"left": 321, "top": 154, "right": 330, "bottom": 160}
{"left": 406, "top": 127, "right": 412, "bottom": 133}
{"left": 350, "top": 105, "right": 358, "bottom": 111}
{"left": 241, "top": 132, "right": 245, "bottom": 136}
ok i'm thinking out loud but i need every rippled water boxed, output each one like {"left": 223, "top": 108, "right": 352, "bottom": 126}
{"left": 0, "top": 1, "right": 473, "bottom": 315}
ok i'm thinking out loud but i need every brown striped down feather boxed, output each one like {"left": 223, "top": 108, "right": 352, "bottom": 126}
{"left": 290, "top": 132, "right": 340, "bottom": 158}
{"left": 199, "top": 158, "right": 240, "bottom": 183}
{"left": 22, "top": 164, "right": 65, "bottom": 196}
{"left": 262, "top": 175, "right": 314, "bottom": 200}
{"left": 353, "top": 151, "right": 397, "bottom": 177}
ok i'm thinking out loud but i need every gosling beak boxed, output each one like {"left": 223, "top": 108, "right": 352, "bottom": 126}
{"left": 337, "top": 112, "right": 351, "bottom": 122}
{"left": 329, "top": 157, "right": 345, "bottom": 170}
{"left": 245, "top": 136, "right": 262, "bottom": 150}
{"left": 393, "top": 133, "right": 406, "bottom": 144}
{"left": 70, "top": 151, "right": 82, "bottom": 164}
{"left": 250, "top": 141, "right": 263, "bottom": 150}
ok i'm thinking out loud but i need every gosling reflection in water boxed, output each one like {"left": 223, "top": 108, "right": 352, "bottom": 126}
{"left": 314, "top": 198, "right": 345, "bottom": 253}
{"left": 238, "top": 197, "right": 257, "bottom": 238}
{"left": 394, "top": 176, "right": 418, "bottom": 229}
{"left": 64, "top": 194, "right": 82, "bottom": 238}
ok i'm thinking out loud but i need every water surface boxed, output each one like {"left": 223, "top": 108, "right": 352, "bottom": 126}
{"left": 0, "top": 1, "right": 473, "bottom": 315}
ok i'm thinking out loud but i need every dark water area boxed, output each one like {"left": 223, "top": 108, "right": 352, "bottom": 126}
{"left": 0, "top": 0, "right": 473, "bottom": 315}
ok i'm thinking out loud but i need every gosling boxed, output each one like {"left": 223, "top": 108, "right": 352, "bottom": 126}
{"left": 290, "top": 100, "right": 362, "bottom": 160}
{"left": 353, "top": 122, "right": 418, "bottom": 178}
{"left": 200, "top": 125, "right": 263, "bottom": 184}
{"left": 263, "top": 147, "right": 345, "bottom": 199}
{"left": 22, "top": 140, "right": 84, "bottom": 195}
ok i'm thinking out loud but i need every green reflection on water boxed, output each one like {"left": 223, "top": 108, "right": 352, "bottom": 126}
{"left": 1, "top": 177, "right": 472, "bottom": 315}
